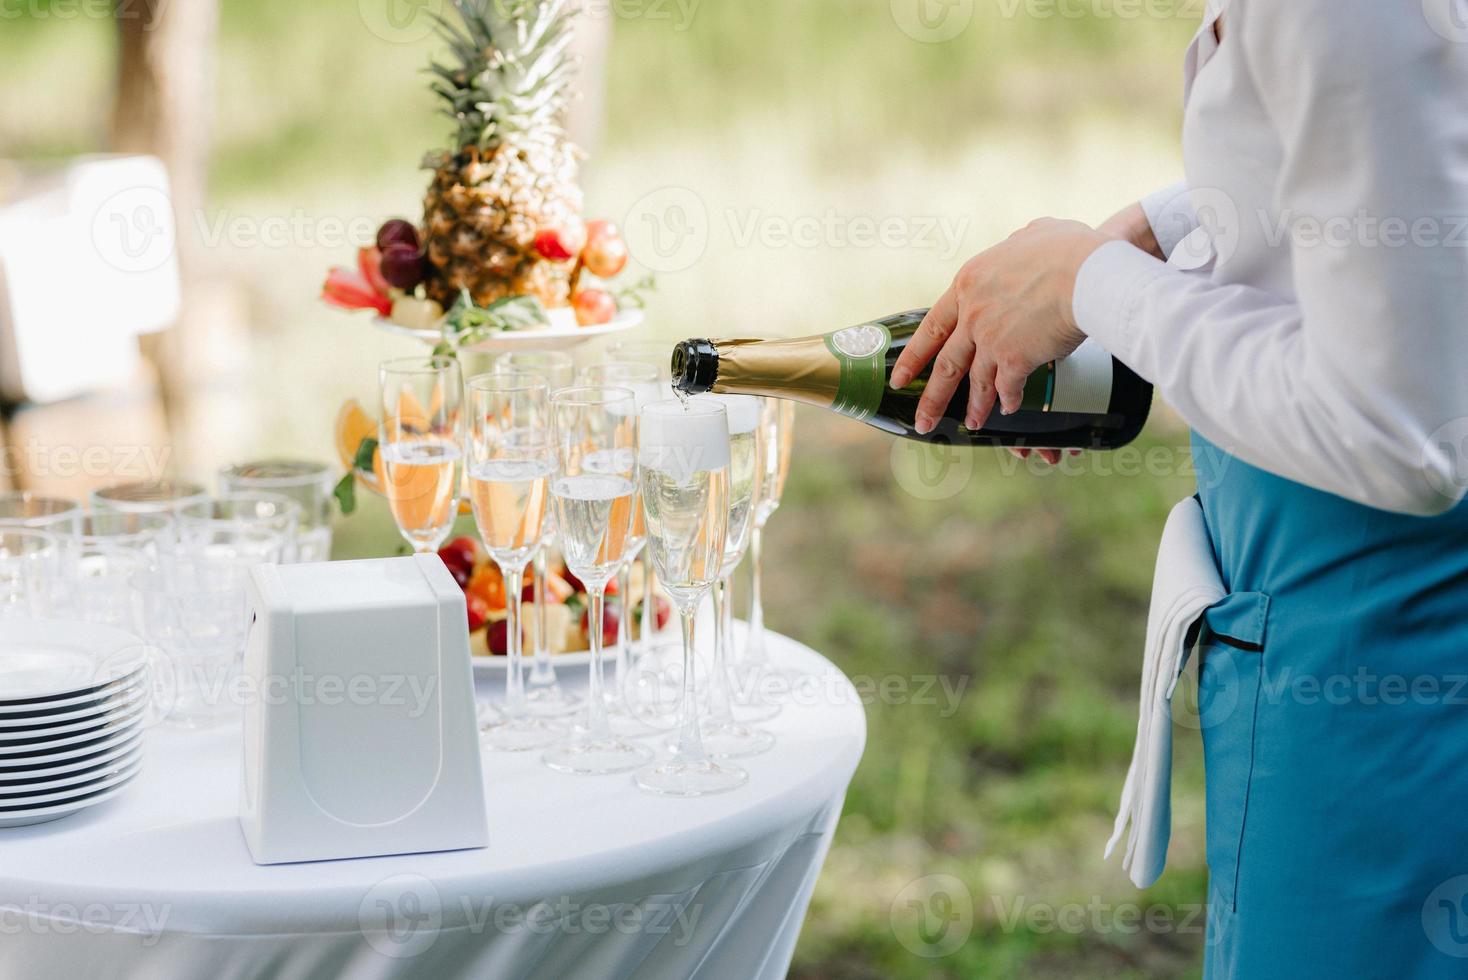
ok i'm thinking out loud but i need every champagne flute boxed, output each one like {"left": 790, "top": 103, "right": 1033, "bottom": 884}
{"left": 689, "top": 394, "right": 777, "bottom": 757}
{"left": 604, "top": 341, "right": 674, "bottom": 669}
{"left": 467, "top": 373, "right": 566, "bottom": 751}
{"left": 577, "top": 361, "right": 662, "bottom": 726}
{"left": 541, "top": 386, "right": 654, "bottom": 775}
{"left": 731, "top": 397, "right": 795, "bottom": 718}
{"left": 378, "top": 356, "right": 464, "bottom": 553}
{"left": 493, "top": 351, "right": 581, "bottom": 718}
{"left": 635, "top": 398, "right": 747, "bottom": 797}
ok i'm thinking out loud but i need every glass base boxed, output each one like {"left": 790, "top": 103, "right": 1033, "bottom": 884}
{"left": 695, "top": 722, "right": 776, "bottom": 759}
{"left": 635, "top": 757, "right": 748, "bottom": 797}
{"left": 571, "top": 705, "right": 660, "bottom": 739}
{"left": 523, "top": 683, "right": 584, "bottom": 718}
{"left": 727, "top": 665, "right": 785, "bottom": 721}
{"left": 607, "top": 709, "right": 660, "bottom": 738}
{"left": 480, "top": 716, "right": 566, "bottom": 752}
{"left": 543, "top": 736, "right": 653, "bottom": 775}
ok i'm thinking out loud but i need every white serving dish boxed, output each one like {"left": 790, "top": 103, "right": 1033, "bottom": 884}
{"left": 0, "top": 692, "right": 147, "bottom": 741}
{"left": 469, "top": 627, "right": 676, "bottom": 676}
{"left": 0, "top": 701, "right": 144, "bottom": 757}
{"left": 0, "top": 777, "right": 137, "bottom": 829}
{"left": 0, "top": 755, "right": 142, "bottom": 807}
{"left": 0, "top": 620, "right": 149, "bottom": 701}
{"left": 0, "top": 744, "right": 142, "bottom": 793}
{"left": 375, "top": 307, "right": 643, "bottom": 353}
{"left": 0, "top": 678, "right": 146, "bottom": 728}
{"left": 0, "top": 670, "right": 145, "bottom": 715}
{"left": 472, "top": 650, "right": 591, "bottom": 675}
{"left": 0, "top": 727, "right": 143, "bottom": 768}
{"left": 0, "top": 736, "right": 143, "bottom": 781}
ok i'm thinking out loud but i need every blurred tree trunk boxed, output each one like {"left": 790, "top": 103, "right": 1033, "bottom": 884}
{"left": 110, "top": 0, "right": 218, "bottom": 437}
{"left": 567, "top": 9, "right": 612, "bottom": 166}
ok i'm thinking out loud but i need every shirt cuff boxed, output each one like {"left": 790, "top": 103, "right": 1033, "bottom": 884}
{"left": 1140, "top": 181, "right": 1198, "bottom": 259}
{"left": 1072, "top": 240, "right": 1170, "bottom": 363}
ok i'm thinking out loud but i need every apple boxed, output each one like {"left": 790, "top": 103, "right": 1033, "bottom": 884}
{"left": 573, "top": 288, "right": 616, "bottom": 327}
{"left": 376, "top": 219, "right": 420, "bottom": 252}
{"left": 633, "top": 595, "right": 673, "bottom": 636}
{"left": 580, "top": 599, "right": 620, "bottom": 648}
{"left": 533, "top": 223, "right": 586, "bottom": 262}
{"left": 582, "top": 220, "right": 628, "bottom": 278}
{"left": 437, "top": 538, "right": 476, "bottom": 588}
{"left": 390, "top": 297, "right": 444, "bottom": 332}
{"left": 466, "top": 593, "right": 489, "bottom": 632}
{"left": 486, "top": 619, "right": 509, "bottom": 655}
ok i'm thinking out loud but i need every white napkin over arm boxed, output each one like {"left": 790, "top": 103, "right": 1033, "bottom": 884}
{"left": 1105, "top": 495, "right": 1225, "bottom": 888}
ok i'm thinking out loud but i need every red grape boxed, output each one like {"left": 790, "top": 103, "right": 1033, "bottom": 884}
{"left": 381, "top": 244, "right": 426, "bottom": 289}
{"left": 376, "top": 219, "right": 420, "bottom": 252}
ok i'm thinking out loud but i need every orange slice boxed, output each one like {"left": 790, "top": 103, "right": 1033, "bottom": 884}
{"left": 333, "top": 399, "right": 384, "bottom": 494}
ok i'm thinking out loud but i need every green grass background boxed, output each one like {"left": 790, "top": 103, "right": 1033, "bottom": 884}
{"left": 2, "top": 1, "right": 1211, "bottom": 974}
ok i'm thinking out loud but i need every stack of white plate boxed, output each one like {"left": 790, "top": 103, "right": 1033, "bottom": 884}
{"left": 0, "top": 620, "right": 149, "bottom": 828}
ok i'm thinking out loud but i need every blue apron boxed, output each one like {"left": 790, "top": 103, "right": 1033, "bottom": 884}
{"left": 1191, "top": 434, "right": 1468, "bottom": 978}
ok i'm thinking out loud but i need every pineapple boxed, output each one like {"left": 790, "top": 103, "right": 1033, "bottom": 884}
{"left": 421, "top": 0, "right": 583, "bottom": 310}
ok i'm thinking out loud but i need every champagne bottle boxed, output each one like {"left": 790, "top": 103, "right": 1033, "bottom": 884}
{"left": 670, "top": 309, "right": 1152, "bottom": 449}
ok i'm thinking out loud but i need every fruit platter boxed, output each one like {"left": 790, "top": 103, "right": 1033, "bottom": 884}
{"left": 435, "top": 535, "right": 673, "bottom": 670}
{"left": 318, "top": 0, "right": 651, "bottom": 353}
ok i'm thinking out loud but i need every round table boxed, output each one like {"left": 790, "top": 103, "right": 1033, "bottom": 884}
{"left": 0, "top": 632, "right": 865, "bottom": 980}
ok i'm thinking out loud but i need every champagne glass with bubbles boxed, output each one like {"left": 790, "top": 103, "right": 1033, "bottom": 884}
{"left": 686, "top": 394, "right": 777, "bottom": 757}
{"left": 635, "top": 398, "right": 747, "bottom": 796}
{"left": 731, "top": 398, "right": 796, "bottom": 718}
{"left": 604, "top": 341, "right": 674, "bottom": 668}
{"left": 493, "top": 351, "right": 581, "bottom": 717}
{"left": 542, "top": 386, "right": 654, "bottom": 775}
{"left": 468, "top": 373, "right": 566, "bottom": 751}
{"left": 578, "top": 361, "right": 663, "bottom": 729}
{"left": 379, "top": 356, "right": 464, "bottom": 554}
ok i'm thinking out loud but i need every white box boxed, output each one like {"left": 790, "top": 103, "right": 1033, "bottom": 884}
{"left": 239, "top": 555, "right": 489, "bottom": 864}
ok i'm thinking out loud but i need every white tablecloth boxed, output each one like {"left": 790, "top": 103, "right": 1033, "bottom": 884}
{"left": 0, "top": 632, "right": 865, "bottom": 980}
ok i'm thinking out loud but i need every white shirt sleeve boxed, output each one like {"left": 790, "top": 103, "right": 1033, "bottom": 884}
{"left": 1073, "top": 0, "right": 1468, "bottom": 516}
{"left": 1139, "top": 181, "right": 1199, "bottom": 260}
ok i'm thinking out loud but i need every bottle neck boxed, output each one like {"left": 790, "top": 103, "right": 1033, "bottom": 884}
{"left": 674, "top": 336, "right": 843, "bottom": 409}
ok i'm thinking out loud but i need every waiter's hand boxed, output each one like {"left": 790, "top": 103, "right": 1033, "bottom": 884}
{"left": 890, "top": 215, "right": 1132, "bottom": 464}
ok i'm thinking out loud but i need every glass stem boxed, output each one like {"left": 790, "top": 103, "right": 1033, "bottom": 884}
{"left": 746, "top": 524, "right": 767, "bottom": 667}
{"left": 610, "top": 559, "right": 632, "bottom": 702}
{"left": 528, "top": 545, "right": 555, "bottom": 686}
{"left": 585, "top": 584, "right": 611, "bottom": 740}
{"left": 708, "top": 576, "right": 734, "bottom": 724}
{"left": 639, "top": 550, "right": 656, "bottom": 659}
{"left": 503, "top": 563, "right": 526, "bottom": 716}
{"left": 674, "top": 604, "right": 706, "bottom": 761}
